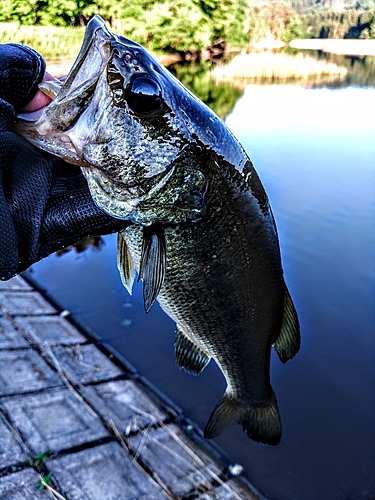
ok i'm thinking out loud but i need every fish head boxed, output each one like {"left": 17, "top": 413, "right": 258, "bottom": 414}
{"left": 15, "top": 15, "right": 236, "bottom": 225}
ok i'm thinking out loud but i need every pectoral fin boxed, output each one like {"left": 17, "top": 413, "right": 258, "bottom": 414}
{"left": 138, "top": 225, "right": 167, "bottom": 313}
{"left": 174, "top": 324, "right": 211, "bottom": 375}
{"left": 117, "top": 231, "right": 135, "bottom": 295}
{"left": 273, "top": 286, "right": 300, "bottom": 363}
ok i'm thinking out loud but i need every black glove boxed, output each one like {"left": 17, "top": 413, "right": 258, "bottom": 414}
{"left": 0, "top": 44, "right": 127, "bottom": 280}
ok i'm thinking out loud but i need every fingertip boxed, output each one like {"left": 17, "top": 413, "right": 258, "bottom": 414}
{"left": 43, "top": 71, "right": 55, "bottom": 82}
{"left": 20, "top": 71, "right": 55, "bottom": 112}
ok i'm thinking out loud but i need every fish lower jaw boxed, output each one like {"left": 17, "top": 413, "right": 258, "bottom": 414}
{"left": 14, "top": 127, "right": 88, "bottom": 167}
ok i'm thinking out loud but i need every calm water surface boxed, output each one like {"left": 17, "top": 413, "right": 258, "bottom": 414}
{"left": 28, "top": 79, "right": 375, "bottom": 499}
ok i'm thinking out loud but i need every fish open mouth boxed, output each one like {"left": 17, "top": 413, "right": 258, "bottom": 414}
{"left": 13, "top": 16, "right": 112, "bottom": 165}
{"left": 16, "top": 70, "right": 57, "bottom": 122}
{"left": 16, "top": 78, "right": 64, "bottom": 126}
{"left": 13, "top": 16, "right": 179, "bottom": 222}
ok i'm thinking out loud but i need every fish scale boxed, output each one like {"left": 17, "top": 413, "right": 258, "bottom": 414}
{"left": 123, "top": 167, "right": 287, "bottom": 426}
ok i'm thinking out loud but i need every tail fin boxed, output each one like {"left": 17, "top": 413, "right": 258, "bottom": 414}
{"left": 204, "top": 392, "right": 282, "bottom": 445}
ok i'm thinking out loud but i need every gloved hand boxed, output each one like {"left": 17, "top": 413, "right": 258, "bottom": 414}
{"left": 0, "top": 43, "right": 127, "bottom": 280}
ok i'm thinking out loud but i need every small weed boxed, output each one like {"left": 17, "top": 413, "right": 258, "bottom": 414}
{"left": 24, "top": 449, "right": 51, "bottom": 471}
{"left": 37, "top": 471, "right": 53, "bottom": 490}
{"left": 23, "top": 450, "right": 56, "bottom": 493}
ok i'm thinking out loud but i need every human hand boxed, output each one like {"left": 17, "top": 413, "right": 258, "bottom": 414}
{"left": 0, "top": 44, "right": 127, "bottom": 280}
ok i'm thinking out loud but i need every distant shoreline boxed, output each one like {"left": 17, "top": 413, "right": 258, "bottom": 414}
{"left": 289, "top": 39, "right": 375, "bottom": 56}
{"left": 253, "top": 38, "right": 375, "bottom": 56}
{"left": 45, "top": 38, "right": 375, "bottom": 78}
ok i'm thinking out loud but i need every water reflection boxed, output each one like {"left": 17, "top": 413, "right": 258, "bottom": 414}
{"left": 206, "top": 48, "right": 375, "bottom": 89}
{"left": 312, "top": 50, "right": 375, "bottom": 86}
{"left": 56, "top": 235, "right": 104, "bottom": 256}
{"left": 168, "top": 61, "right": 243, "bottom": 118}
{"left": 29, "top": 57, "right": 375, "bottom": 500}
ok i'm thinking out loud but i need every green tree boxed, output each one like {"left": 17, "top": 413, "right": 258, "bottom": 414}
{"left": 281, "top": 14, "right": 310, "bottom": 41}
{"left": 359, "top": 14, "right": 375, "bottom": 37}
{"left": 196, "top": 0, "right": 249, "bottom": 45}
{"left": 80, "top": 0, "right": 125, "bottom": 26}
{"left": 0, "top": 0, "right": 85, "bottom": 25}
{"left": 225, "top": 0, "right": 250, "bottom": 46}
{"left": 248, "top": 2, "right": 297, "bottom": 41}
{"left": 37, "top": 0, "right": 79, "bottom": 26}
{"left": 106, "top": 0, "right": 211, "bottom": 53}
{"left": 248, "top": 9, "right": 269, "bottom": 43}
{"left": 142, "top": 0, "right": 212, "bottom": 52}
{"left": 0, "top": 0, "right": 38, "bottom": 24}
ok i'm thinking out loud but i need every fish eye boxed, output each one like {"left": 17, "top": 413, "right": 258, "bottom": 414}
{"left": 126, "top": 75, "right": 163, "bottom": 116}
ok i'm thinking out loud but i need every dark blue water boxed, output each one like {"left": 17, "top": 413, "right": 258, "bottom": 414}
{"left": 27, "top": 84, "right": 375, "bottom": 500}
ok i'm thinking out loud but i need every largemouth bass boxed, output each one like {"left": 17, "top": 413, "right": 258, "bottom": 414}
{"left": 15, "top": 15, "right": 300, "bottom": 445}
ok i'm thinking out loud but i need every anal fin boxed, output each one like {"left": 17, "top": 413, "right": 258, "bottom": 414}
{"left": 138, "top": 225, "right": 167, "bottom": 313}
{"left": 117, "top": 231, "right": 135, "bottom": 295}
{"left": 174, "top": 325, "right": 210, "bottom": 375}
{"left": 273, "top": 285, "right": 300, "bottom": 363}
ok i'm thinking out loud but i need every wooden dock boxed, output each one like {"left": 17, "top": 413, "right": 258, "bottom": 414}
{"left": 0, "top": 275, "right": 264, "bottom": 500}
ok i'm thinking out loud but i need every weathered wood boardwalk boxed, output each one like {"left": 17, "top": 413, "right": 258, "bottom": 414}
{"left": 0, "top": 275, "right": 264, "bottom": 500}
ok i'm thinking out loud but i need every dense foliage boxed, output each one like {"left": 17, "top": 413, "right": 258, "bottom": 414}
{"left": 0, "top": 0, "right": 375, "bottom": 54}
{"left": 306, "top": 6, "right": 375, "bottom": 37}
{"left": 0, "top": 0, "right": 249, "bottom": 53}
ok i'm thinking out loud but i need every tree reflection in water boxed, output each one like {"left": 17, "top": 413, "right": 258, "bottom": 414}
{"left": 56, "top": 235, "right": 104, "bottom": 256}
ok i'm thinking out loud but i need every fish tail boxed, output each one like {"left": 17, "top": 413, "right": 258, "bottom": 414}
{"left": 204, "top": 391, "right": 282, "bottom": 445}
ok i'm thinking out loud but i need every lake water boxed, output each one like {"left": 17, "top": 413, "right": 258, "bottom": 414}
{"left": 27, "top": 59, "right": 375, "bottom": 500}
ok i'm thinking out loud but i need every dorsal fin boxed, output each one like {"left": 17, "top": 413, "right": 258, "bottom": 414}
{"left": 117, "top": 231, "right": 136, "bottom": 295}
{"left": 138, "top": 225, "right": 167, "bottom": 313}
{"left": 174, "top": 324, "right": 211, "bottom": 375}
{"left": 273, "top": 286, "right": 300, "bottom": 364}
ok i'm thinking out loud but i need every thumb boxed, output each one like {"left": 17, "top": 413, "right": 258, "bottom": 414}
{"left": 21, "top": 71, "right": 54, "bottom": 112}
